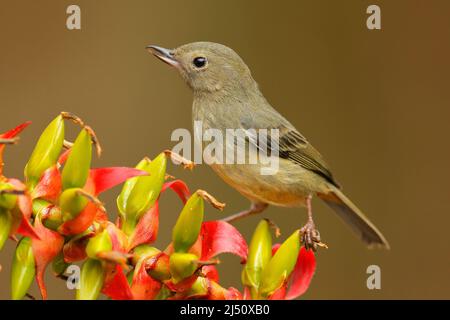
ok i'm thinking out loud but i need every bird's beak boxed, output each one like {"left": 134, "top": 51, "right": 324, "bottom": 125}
{"left": 146, "top": 45, "right": 179, "bottom": 67}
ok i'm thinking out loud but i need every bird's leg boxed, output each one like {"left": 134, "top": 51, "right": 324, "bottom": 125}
{"left": 221, "top": 202, "right": 268, "bottom": 223}
{"left": 300, "top": 195, "right": 324, "bottom": 251}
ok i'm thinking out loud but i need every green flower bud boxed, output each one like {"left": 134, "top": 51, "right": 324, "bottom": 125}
{"left": 172, "top": 192, "right": 204, "bottom": 253}
{"left": 11, "top": 237, "right": 36, "bottom": 300}
{"left": 132, "top": 245, "right": 171, "bottom": 281}
{"left": 0, "top": 208, "right": 12, "bottom": 250}
{"left": 25, "top": 115, "right": 64, "bottom": 189}
{"left": 0, "top": 182, "right": 17, "bottom": 210}
{"left": 43, "top": 207, "right": 63, "bottom": 230}
{"left": 117, "top": 153, "right": 167, "bottom": 235}
{"left": 188, "top": 277, "right": 209, "bottom": 297}
{"left": 32, "top": 198, "right": 50, "bottom": 217}
{"left": 242, "top": 220, "right": 272, "bottom": 296}
{"left": 85, "top": 229, "right": 112, "bottom": 260}
{"left": 131, "top": 244, "right": 160, "bottom": 266}
{"left": 148, "top": 253, "right": 171, "bottom": 281}
{"left": 32, "top": 199, "right": 63, "bottom": 230}
{"left": 62, "top": 129, "right": 92, "bottom": 190}
{"left": 260, "top": 230, "right": 301, "bottom": 297}
{"left": 76, "top": 258, "right": 104, "bottom": 300}
{"left": 52, "top": 252, "right": 69, "bottom": 276}
{"left": 169, "top": 252, "right": 199, "bottom": 284}
{"left": 59, "top": 188, "right": 88, "bottom": 221}
{"left": 126, "top": 269, "right": 133, "bottom": 285}
{"left": 154, "top": 285, "right": 172, "bottom": 300}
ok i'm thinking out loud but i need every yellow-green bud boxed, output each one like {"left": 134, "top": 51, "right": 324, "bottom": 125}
{"left": 131, "top": 244, "right": 160, "bottom": 266}
{"left": 85, "top": 229, "right": 112, "bottom": 260}
{"left": 59, "top": 188, "right": 88, "bottom": 221}
{"left": 0, "top": 182, "right": 17, "bottom": 210}
{"left": 32, "top": 199, "right": 63, "bottom": 230}
{"left": 25, "top": 115, "right": 64, "bottom": 189}
{"left": 0, "top": 208, "right": 12, "bottom": 250}
{"left": 169, "top": 252, "right": 199, "bottom": 284}
{"left": 76, "top": 258, "right": 104, "bottom": 300}
{"left": 172, "top": 192, "right": 204, "bottom": 253}
{"left": 117, "top": 153, "right": 167, "bottom": 235}
{"left": 242, "top": 219, "right": 272, "bottom": 295}
{"left": 260, "top": 230, "right": 301, "bottom": 297}
{"left": 52, "top": 252, "right": 69, "bottom": 276}
{"left": 62, "top": 129, "right": 92, "bottom": 190}
{"left": 11, "top": 237, "right": 36, "bottom": 300}
{"left": 188, "top": 277, "right": 209, "bottom": 297}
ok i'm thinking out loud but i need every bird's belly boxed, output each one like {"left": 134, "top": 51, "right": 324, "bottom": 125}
{"left": 210, "top": 160, "right": 328, "bottom": 207}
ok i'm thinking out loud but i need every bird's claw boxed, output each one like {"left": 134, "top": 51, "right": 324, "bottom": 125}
{"left": 300, "top": 221, "right": 327, "bottom": 251}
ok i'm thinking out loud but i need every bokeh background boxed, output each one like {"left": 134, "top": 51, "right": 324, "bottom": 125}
{"left": 1, "top": 0, "right": 449, "bottom": 299}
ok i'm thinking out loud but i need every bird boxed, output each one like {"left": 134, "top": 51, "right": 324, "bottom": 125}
{"left": 146, "top": 42, "right": 389, "bottom": 250}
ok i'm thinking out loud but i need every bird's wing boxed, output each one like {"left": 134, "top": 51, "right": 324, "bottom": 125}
{"left": 240, "top": 115, "right": 340, "bottom": 188}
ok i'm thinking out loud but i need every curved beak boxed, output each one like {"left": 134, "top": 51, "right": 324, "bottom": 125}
{"left": 146, "top": 45, "right": 179, "bottom": 67}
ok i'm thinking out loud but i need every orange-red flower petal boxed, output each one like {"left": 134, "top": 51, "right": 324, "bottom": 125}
{"left": 31, "top": 216, "right": 64, "bottom": 299}
{"left": 63, "top": 232, "right": 94, "bottom": 263}
{"left": 58, "top": 202, "right": 100, "bottom": 236}
{"left": 0, "top": 121, "right": 31, "bottom": 139}
{"left": 102, "top": 265, "right": 134, "bottom": 300}
{"left": 8, "top": 178, "right": 39, "bottom": 239}
{"left": 31, "top": 165, "right": 62, "bottom": 201}
{"left": 88, "top": 167, "right": 148, "bottom": 195}
{"left": 161, "top": 180, "right": 190, "bottom": 203}
{"left": 200, "top": 221, "right": 248, "bottom": 263}
{"left": 130, "top": 262, "right": 162, "bottom": 300}
{"left": 127, "top": 202, "right": 159, "bottom": 251}
{"left": 269, "top": 244, "right": 316, "bottom": 300}
{"left": 0, "top": 122, "right": 31, "bottom": 177}
{"left": 285, "top": 246, "right": 316, "bottom": 300}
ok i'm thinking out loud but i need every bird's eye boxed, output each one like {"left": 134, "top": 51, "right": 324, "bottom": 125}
{"left": 193, "top": 56, "right": 207, "bottom": 68}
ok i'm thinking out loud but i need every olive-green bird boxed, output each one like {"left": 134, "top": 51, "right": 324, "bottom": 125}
{"left": 147, "top": 42, "right": 389, "bottom": 250}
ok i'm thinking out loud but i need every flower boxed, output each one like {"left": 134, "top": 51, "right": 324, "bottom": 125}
{"left": 0, "top": 113, "right": 318, "bottom": 300}
{"left": 242, "top": 220, "right": 317, "bottom": 300}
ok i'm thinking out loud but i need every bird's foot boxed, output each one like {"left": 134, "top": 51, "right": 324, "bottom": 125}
{"left": 300, "top": 220, "right": 328, "bottom": 251}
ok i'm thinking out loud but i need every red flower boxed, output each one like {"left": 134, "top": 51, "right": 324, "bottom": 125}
{"left": 1, "top": 115, "right": 319, "bottom": 301}
{"left": 0, "top": 122, "right": 31, "bottom": 177}
{"left": 101, "top": 181, "right": 248, "bottom": 300}
{"left": 200, "top": 220, "right": 248, "bottom": 263}
{"left": 7, "top": 178, "right": 39, "bottom": 240}
{"left": 101, "top": 179, "right": 191, "bottom": 300}
{"left": 268, "top": 245, "right": 316, "bottom": 300}
{"left": 0, "top": 122, "right": 38, "bottom": 240}
{"left": 31, "top": 216, "right": 64, "bottom": 299}
{"left": 58, "top": 167, "right": 148, "bottom": 235}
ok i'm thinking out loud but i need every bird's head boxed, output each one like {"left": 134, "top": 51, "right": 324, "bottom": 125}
{"left": 146, "top": 42, "right": 253, "bottom": 93}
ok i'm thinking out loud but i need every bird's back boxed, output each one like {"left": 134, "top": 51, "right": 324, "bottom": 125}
{"left": 193, "top": 81, "right": 340, "bottom": 185}
{"left": 192, "top": 83, "right": 340, "bottom": 206}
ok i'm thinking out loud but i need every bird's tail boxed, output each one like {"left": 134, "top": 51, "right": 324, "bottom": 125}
{"left": 317, "top": 187, "right": 390, "bottom": 249}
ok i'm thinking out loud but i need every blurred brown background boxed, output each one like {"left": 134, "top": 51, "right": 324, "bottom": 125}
{"left": 1, "top": 0, "right": 449, "bottom": 299}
